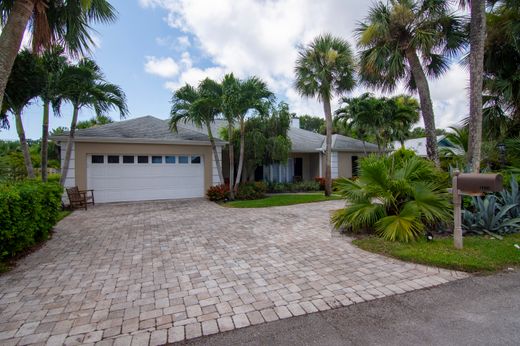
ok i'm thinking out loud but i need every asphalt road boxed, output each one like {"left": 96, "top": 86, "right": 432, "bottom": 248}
{"left": 177, "top": 270, "right": 520, "bottom": 346}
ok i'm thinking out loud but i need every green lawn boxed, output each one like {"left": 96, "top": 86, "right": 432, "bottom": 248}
{"left": 57, "top": 210, "right": 72, "bottom": 222}
{"left": 224, "top": 193, "right": 342, "bottom": 208}
{"left": 353, "top": 233, "right": 520, "bottom": 273}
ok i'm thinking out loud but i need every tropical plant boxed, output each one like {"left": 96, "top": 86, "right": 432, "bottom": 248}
{"left": 388, "top": 95, "right": 421, "bottom": 146}
{"left": 0, "top": 0, "right": 118, "bottom": 116}
{"left": 356, "top": 0, "right": 466, "bottom": 167}
{"left": 462, "top": 195, "right": 520, "bottom": 236}
{"left": 332, "top": 150, "right": 451, "bottom": 242}
{"left": 39, "top": 46, "right": 67, "bottom": 182}
{"left": 170, "top": 78, "right": 225, "bottom": 184}
{"left": 221, "top": 73, "right": 239, "bottom": 200}
{"left": 1, "top": 49, "right": 45, "bottom": 179}
{"left": 298, "top": 115, "right": 325, "bottom": 133}
{"left": 295, "top": 33, "right": 356, "bottom": 196}
{"left": 76, "top": 114, "right": 113, "bottom": 129}
{"left": 498, "top": 175, "right": 520, "bottom": 219}
{"left": 440, "top": 126, "right": 469, "bottom": 167}
{"left": 54, "top": 58, "right": 127, "bottom": 186}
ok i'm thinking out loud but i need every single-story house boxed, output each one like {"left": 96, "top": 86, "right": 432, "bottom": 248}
{"left": 391, "top": 136, "right": 455, "bottom": 157}
{"left": 52, "top": 116, "right": 378, "bottom": 203}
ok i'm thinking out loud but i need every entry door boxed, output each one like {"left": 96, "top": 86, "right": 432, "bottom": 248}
{"left": 294, "top": 157, "right": 303, "bottom": 181}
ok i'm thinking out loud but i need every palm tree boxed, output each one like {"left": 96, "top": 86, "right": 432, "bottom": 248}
{"left": 1, "top": 49, "right": 44, "bottom": 179}
{"left": 356, "top": 0, "right": 466, "bottom": 167}
{"left": 233, "top": 77, "right": 273, "bottom": 192}
{"left": 440, "top": 126, "right": 469, "bottom": 166}
{"left": 170, "top": 78, "right": 225, "bottom": 184}
{"left": 221, "top": 74, "right": 239, "bottom": 199}
{"left": 54, "top": 58, "right": 128, "bottom": 186}
{"left": 39, "top": 46, "right": 67, "bottom": 182}
{"left": 336, "top": 93, "right": 384, "bottom": 154}
{"left": 76, "top": 114, "right": 113, "bottom": 129}
{"left": 388, "top": 95, "right": 420, "bottom": 147}
{"left": 295, "top": 34, "right": 356, "bottom": 196}
{"left": 0, "top": 0, "right": 117, "bottom": 111}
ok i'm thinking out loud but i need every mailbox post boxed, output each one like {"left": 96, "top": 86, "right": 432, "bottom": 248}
{"left": 451, "top": 171, "right": 503, "bottom": 249}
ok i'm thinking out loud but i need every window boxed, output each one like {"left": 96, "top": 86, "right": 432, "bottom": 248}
{"left": 108, "top": 155, "right": 119, "bottom": 164}
{"left": 178, "top": 155, "right": 189, "bottom": 164}
{"left": 92, "top": 155, "right": 104, "bottom": 164}
{"left": 152, "top": 156, "right": 163, "bottom": 164}
{"left": 123, "top": 155, "right": 134, "bottom": 164}
{"left": 138, "top": 156, "right": 149, "bottom": 164}
{"left": 352, "top": 155, "right": 359, "bottom": 177}
{"left": 191, "top": 155, "right": 201, "bottom": 164}
{"left": 165, "top": 156, "right": 176, "bottom": 164}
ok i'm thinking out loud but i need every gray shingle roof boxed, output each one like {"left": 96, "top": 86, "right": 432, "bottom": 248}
{"left": 288, "top": 127, "right": 326, "bottom": 152}
{"left": 53, "top": 116, "right": 225, "bottom": 144}
{"left": 330, "top": 134, "right": 379, "bottom": 152}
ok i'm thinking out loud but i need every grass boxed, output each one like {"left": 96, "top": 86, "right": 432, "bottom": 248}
{"left": 353, "top": 233, "right": 520, "bottom": 273}
{"left": 224, "top": 193, "right": 342, "bottom": 208}
{"left": 57, "top": 210, "right": 72, "bottom": 222}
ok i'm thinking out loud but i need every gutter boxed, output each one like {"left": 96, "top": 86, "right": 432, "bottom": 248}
{"left": 50, "top": 136, "right": 227, "bottom": 146}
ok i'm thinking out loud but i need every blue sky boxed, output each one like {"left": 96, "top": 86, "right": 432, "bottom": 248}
{"left": 0, "top": 0, "right": 469, "bottom": 141}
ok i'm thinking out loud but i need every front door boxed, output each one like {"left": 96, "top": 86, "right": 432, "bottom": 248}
{"left": 294, "top": 157, "right": 303, "bottom": 181}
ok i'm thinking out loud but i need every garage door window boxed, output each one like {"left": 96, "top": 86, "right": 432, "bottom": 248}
{"left": 138, "top": 156, "right": 149, "bottom": 164}
{"left": 108, "top": 155, "right": 119, "bottom": 164}
{"left": 92, "top": 155, "right": 104, "bottom": 164}
{"left": 123, "top": 155, "right": 134, "bottom": 164}
{"left": 178, "top": 155, "right": 189, "bottom": 164}
{"left": 152, "top": 156, "right": 162, "bottom": 164}
{"left": 191, "top": 155, "right": 201, "bottom": 164}
{"left": 165, "top": 156, "right": 176, "bottom": 164}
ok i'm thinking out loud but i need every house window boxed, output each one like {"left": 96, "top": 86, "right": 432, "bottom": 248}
{"left": 91, "top": 155, "right": 104, "bottom": 164}
{"left": 123, "top": 155, "right": 134, "bottom": 164}
{"left": 191, "top": 155, "right": 201, "bottom": 164}
{"left": 138, "top": 155, "right": 149, "bottom": 164}
{"left": 178, "top": 155, "right": 189, "bottom": 164}
{"left": 152, "top": 156, "right": 163, "bottom": 164}
{"left": 107, "top": 155, "right": 119, "bottom": 164}
{"left": 352, "top": 155, "right": 359, "bottom": 177}
{"left": 165, "top": 156, "right": 176, "bottom": 164}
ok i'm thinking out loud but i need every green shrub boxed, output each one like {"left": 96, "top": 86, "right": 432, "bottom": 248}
{"left": 236, "top": 182, "right": 266, "bottom": 200}
{"left": 266, "top": 180, "right": 320, "bottom": 193}
{"left": 0, "top": 181, "right": 63, "bottom": 260}
{"left": 206, "top": 184, "right": 229, "bottom": 201}
{"left": 332, "top": 152, "right": 451, "bottom": 242}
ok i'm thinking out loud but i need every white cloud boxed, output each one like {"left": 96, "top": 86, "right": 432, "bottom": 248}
{"left": 144, "top": 56, "right": 180, "bottom": 78}
{"left": 140, "top": 0, "right": 469, "bottom": 128}
{"left": 177, "top": 35, "right": 190, "bottom": 48}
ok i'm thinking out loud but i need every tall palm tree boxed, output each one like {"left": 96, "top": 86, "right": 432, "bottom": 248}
{"left": 170, "top": 78, "right": 225, "bottom": 184}
{"left": 54, "top": 58, "right": 128, "bottom": 186}
{"left": 356, "top": 0, "right": 466, "bottom": 167}
{"left": 221, "top": 73, "right": 239, "bottom": 199}
{"left": 1, "top": 49, "right": 44, "bottom": 179}
{"left": 0, "top": 0, "right": 117, "bottom": 111}
{"left": 295, "top": 34, "right": 356, "bottom": 196}
{"left": 39, "top": 46, "right": 67, "bottom": 182}
{"left": 232, "top": 77, "right": 273, "bottom": 192}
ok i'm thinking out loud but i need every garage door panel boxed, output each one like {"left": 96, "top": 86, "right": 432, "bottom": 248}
{"left": 87, "top": 154, "right": 205, "bottom": 203}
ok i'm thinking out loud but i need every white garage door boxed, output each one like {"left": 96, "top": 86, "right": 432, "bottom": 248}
{"left": 87, "top": 154, "right": 204, "bottom": 203}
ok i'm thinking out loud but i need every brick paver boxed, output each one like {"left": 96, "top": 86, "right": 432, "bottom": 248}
{"left": 0, "top": 199, "right": 467, "bottom": 344}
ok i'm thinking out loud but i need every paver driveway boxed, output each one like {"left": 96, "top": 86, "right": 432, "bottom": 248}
{"left": 0, "top": 199, "right": 467, "bottom": 345}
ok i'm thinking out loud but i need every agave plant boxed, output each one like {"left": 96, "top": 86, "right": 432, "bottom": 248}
{"left": 462, "top": 195, "right": 520, "bottom": 237}
{"left": 498, "top": 176, "right": 520, "bottom": 219}
{"left": 332, "top": 152, "right": 451, "bottom": 242}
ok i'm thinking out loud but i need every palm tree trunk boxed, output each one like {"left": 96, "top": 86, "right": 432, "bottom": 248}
{"left": 467, "top": 0, "right": 486, "bottom": 173}
{"left": 0, "top": 0, "right": 35, "bottom": 109}
{"left": 14, "top": 108, "right": 35, "bottom": 179}
{"left": 205, "top": 121, "right": 224, "bottom": 184}
{"left": 362, "top": 140, "right": 367, "bottom": 155}
{"left": 41, "top": 101, "right": 50, "bottom": 182}
{"left": 405, "top": 49, "right": 440, "bottom": 167}
{"left": 60, "top": 105, "right": 79, "bottom": 186}
{"left": 227, "top": 124, "right": 235, "bottom": 200}
{"left": 234, "top": 118, "right": 245, "bottom": 193}
{"left": 323, "top": 96, "right": 333, "bottom": 197}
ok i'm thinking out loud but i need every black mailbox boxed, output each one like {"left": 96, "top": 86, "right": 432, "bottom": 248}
{"left": 457, "top": 173, "right": 503, "bottom": 193}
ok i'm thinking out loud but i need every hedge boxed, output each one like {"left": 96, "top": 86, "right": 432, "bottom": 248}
{"left": 0, "top": 181, "right": 63, "bottom": 260}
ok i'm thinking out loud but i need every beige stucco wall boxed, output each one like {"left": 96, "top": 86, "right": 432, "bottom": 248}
{"left": 74, "top": 142, "right": 214, "bottom": 191}
{"left": 337, "top": 152, "right": 368, "bottom": 178}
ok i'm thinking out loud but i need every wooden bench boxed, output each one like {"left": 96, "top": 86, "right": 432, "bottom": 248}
{"left": 66, "top": 186, "right": 95, "bottom": 210}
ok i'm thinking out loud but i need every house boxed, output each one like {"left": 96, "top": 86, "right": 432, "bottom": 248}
{"left": 391, "top": 136, "right": 454, "bottom": 157}
{"left": 52, "top": 116, "right": 378, "bottom": 203}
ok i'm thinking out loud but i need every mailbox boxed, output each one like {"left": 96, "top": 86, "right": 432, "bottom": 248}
{"left": 456, "top": 173, "right": 503, "bottom": 193}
